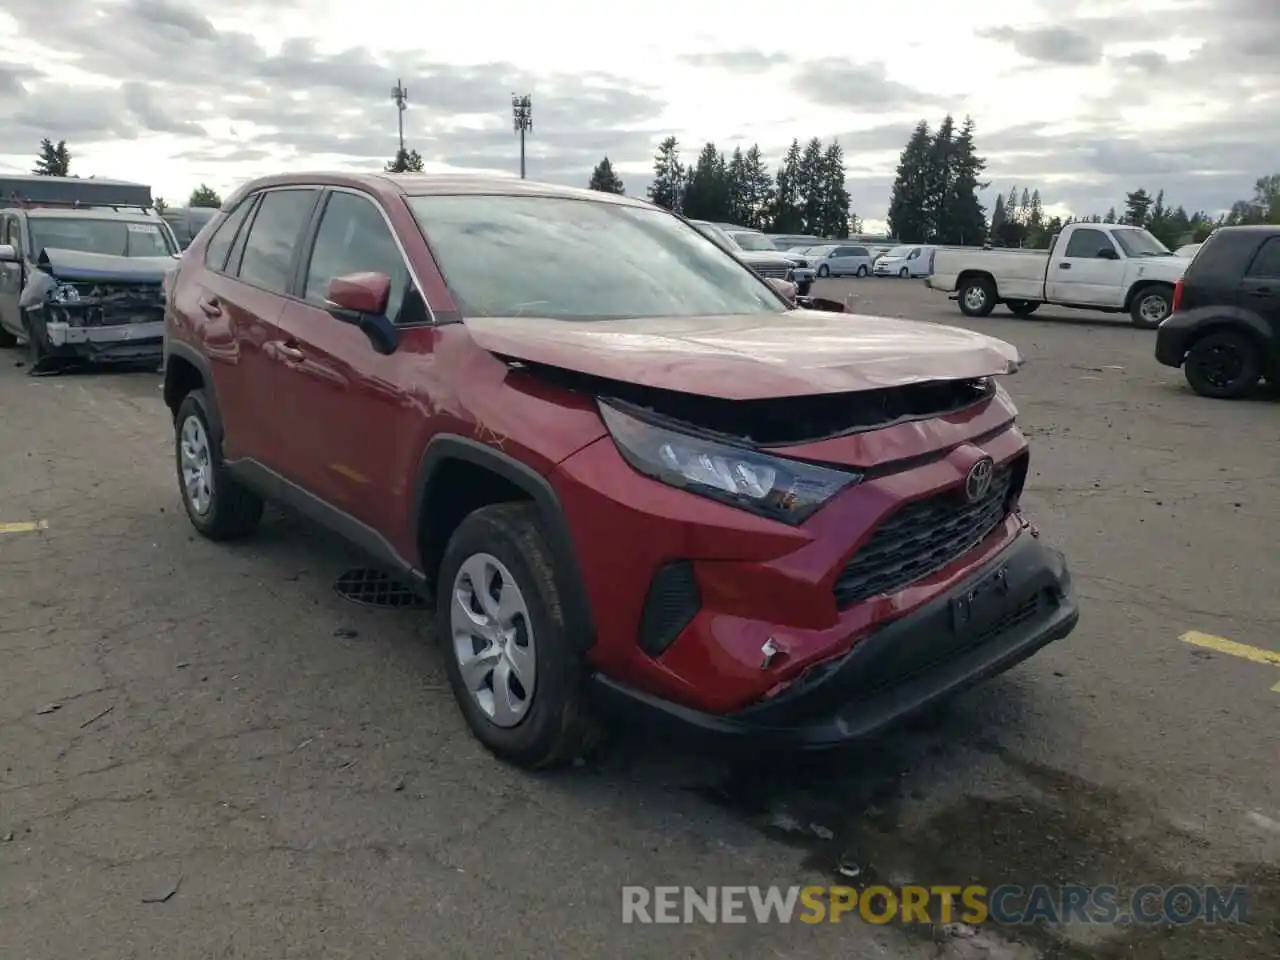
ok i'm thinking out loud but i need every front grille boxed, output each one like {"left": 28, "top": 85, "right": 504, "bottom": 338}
{"left": 753, "top": 264, "right": 793, "bottom": 279}
{"left": 55, "top": 281, "right": 165, "bottom": 327}
{"left": 833, "top": 461, "right": 1017, "bottom": 609}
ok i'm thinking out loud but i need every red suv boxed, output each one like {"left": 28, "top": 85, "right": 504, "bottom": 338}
{"left": 162, "top": 173, "right": 1079, "bottom": 769}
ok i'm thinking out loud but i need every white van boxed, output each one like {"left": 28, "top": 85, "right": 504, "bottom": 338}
{"left": 873, "top": 244, "right": 936, "bottom": 278}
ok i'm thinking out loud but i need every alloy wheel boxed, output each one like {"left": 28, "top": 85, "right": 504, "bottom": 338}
{"left": 179, "top": 415, "right": 214, "bottom": 515}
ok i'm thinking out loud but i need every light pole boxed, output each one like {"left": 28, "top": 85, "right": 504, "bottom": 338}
{"left": 391, "top": 80, "right": 408, "bottom": 155}
{"left": 511, "top": 94, "right": 532, "bottom": 179}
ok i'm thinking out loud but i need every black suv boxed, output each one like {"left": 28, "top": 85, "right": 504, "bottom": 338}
{"left": 1156, "top": 225, "right": 1280, "bottom": 398}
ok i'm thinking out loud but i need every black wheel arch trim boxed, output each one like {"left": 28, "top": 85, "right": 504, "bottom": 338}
{"left": 412, "top": 435, "right": 597, "bottom": 650}
{"left": 163, "top": 340, "right": 224, "bottom": 449}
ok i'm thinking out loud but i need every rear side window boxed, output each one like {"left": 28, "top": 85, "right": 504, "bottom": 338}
{"left": 1245, "top": 237, "right": 1280, "bottom": 278}
{"left": 235, "top": 189, "right": 319, "bottom": 294}
{"left": 204, "top": 200, "right": 254, "bottom": 272}
{"left": 1065, "top": 229, "right": 1114, "bottom": 258}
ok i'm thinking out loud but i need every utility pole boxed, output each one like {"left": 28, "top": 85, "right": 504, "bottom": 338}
{"left": 391, "top": 80, "right": 408, "bottom": 155}
{"left": 511, "top": 94, "right": 532, "bottom": 179}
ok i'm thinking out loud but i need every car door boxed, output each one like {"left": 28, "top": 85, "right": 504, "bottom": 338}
{"left": 272, "top": 187, "right": 433, "bottom": 533}
{"left": 826, "top": 246, "right": 851, "bottom": 275}
{"left": 1238, "top": 236, "right": 1280, "bottom": 328}
{"left": 1046, "top": 228, "right": 1126, "bottom": 305}
{"left": 0, "top": 214, "right": 23, "bottom": 339}
{"left": 188, "top": 187, "right": 320, "bottom": 467}
{"left": 849, "top": 246, "right": 871, "bottom": 274}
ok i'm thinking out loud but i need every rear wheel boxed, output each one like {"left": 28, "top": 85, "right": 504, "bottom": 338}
{"left": 1183, "top": 331, "right": 1262, "bottom": 399}
{"left": 958, "top": 276, "right": 996, "bottom": 317}
{"left": 1007, "top": 300, "right": 1040, "bottom": 318}
{"left": 438, "top": 502, "right": 602, "bottom": 769}
{"left": 1130, "top": 285, "right": 1172, "bottom": 329}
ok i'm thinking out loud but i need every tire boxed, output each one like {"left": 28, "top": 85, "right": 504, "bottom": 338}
{"left": 856, "top": 265, "right": 868, "bottom": 277}
{"left": 1182, "top": 330, "right": 1262, "bottom": 399}
{"left": 437, "top": 502, "right": 602, "bottom": 769}
{"left": 1130, "top": 285, "right": 1172, "bottom": 329}
{"left": 174, "top": 390, "right": 263, "bottom": 540}
{"left": 899, "top": 267, "right": 909, "bottom": 279}
{"left": 958, "top": 276, "right": 996, "bottom": 317}
{"left": 816, "top": 265, "right": 829, "bottom": 278}
{"left": 1007, "top": 300, "right": 1040, "bottom": 318}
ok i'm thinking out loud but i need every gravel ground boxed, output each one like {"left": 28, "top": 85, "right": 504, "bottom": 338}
{"left": 1, "top": 279, "right": 1276, "bottom": 959}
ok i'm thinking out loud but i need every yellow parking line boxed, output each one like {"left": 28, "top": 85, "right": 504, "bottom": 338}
{"left": 1180, "top": 630, "right": 1280, "bottom": 665}
{"left": 0, "top": 520, "right": 48, "bottom": 534}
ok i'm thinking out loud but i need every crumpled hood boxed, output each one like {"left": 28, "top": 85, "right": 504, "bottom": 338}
{"left": 465, "top": 310, "right": 1021, "bottom": 400}
{"left": 36, "top": 247, "right": 175, "bottom": 284}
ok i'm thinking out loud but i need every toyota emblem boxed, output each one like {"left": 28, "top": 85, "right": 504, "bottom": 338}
{"left": 964, "top": 457, "right": 995, "bottom": 503}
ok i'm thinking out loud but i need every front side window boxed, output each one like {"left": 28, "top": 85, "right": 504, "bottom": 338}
{"left": 235, "top": 189, "right": 319, "bottom": 294}
{"left": 303, "top": 191, "right": 426, "bottom": 325}
{"left": 408, "top": 195, "right": 787, "bottom": 321}
{"left": 1064, "top": 228, "right": 1115, "bottom": 259}
{"left": 204, "top": 199, "right": 255, "bottom": 272}
{"left": 27, "top": 217, "right": 176, "bottom": 258}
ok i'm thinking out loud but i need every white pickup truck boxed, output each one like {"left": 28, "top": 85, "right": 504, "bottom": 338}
{"left": 927, "top": 223, "right": 1192, "bottom": 328}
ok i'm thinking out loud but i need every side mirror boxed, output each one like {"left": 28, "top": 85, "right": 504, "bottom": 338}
{"left": 0, "top": 243, "right": 17, "bottom": 263}
{"left": 325, "top": 272, "right": 399, "bottom": 355}
{"left": 766, "top": 277, "right": 797, "bottom": 301}
{"left": 1096, "top": 247, "right": 1119, "bottom": 260}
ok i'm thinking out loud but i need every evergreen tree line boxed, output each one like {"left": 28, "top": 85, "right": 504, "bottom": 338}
{"left": 589, "top": 137, "right": 860, "bottom": 238}
{"left": 988, "top": 177, "right": 1280, "bottom": 250}
{"left": 886, "top": 115, "right": 988, "bottom": 246}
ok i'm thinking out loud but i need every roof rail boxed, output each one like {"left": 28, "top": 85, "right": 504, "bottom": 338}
{"left": 3, "top": 193, "right": 157, "bottom": 214}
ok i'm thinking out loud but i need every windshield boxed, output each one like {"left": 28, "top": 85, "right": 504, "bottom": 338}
{"left": 29, "top": 217, "right": 175, "bottom": 258}
{"left": 885, "top": 246, "right": 913, "bottom": 258}
{"left": 409, "top": 195, "right": 788, "bottom": 320}
{"left": 1111, "top": 228, "right": 1171, "bottom": 258}
{"left": 728, "top": 231, "right": 776, "bottom": 251}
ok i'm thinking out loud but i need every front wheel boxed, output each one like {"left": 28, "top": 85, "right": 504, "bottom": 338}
{"left": 1183, "top": 331, "right": 1262, "bottom": 399}
{"left": 1130, "top": 286, "right": 1172, "bottom": 329}
{"left": 899, "top": 267, "right": 909, "bottom": 278}
{"left": 175, "top": 390, "right": 263, "bottom": 540}
{"left": 958, "top": 277, "right": 996, "bottom": 317}
{"left": 1007, "top": 300, "right": 1040, "bottom": 318}
{"left": 816, "top": 265, "right": 830, "bottom": 278}
{"left": 856, "top": 265, "right": 868, "bottom": 277}
{"left": 438, "top": 502, "right": 602, "bottom": 769}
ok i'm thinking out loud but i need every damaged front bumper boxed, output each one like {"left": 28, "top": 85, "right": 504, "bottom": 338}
{"left": 31, "top": 313, "right": 164, "bottom": 363}
{"left": 590, "top": 533, "right": 1079, "bottom": 753}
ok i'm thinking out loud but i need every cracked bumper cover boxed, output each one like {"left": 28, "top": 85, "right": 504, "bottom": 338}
{"left": 43, "top": 320, "right": 164, "bottom": 360}
{"left": 590, "top": 533, "right": 1079, "bottom": 751}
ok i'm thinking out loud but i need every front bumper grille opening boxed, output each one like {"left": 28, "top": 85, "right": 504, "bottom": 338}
{"left": 638, "top": 561, "right": 701, "bottom": 658}
{"left": 833, "top": 459, "right": 1020, "bottom": 609}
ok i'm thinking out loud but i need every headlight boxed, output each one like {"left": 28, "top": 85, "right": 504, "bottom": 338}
{"left": 598, "top": 401, "right": 861, "bottom": 525}
{"left": 51, "top": 283, "right": 81, "bottom": 303}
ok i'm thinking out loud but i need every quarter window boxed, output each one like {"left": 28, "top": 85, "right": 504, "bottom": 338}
{"left": 235, "top": 189, "right": 319, "bottom": 294}
{"left": 302, "top": 191, "right": 427, "bottom": 325}
{"left": 203, "top": 199, "right": 254, "bottom": 272}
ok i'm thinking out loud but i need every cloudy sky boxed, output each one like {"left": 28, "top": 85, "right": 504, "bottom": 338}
{"left": 1, "top": 0, "right": 1276, "bottom": 233}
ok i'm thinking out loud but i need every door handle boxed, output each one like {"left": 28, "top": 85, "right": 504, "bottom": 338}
{"left": 277, "top": 343, "right": 305, "bottom": 362}
{"left": 198, "top": 296, "right": 222, "bottom": 317}
{"left": 1059, "top": 263, "right": 1071, "bottom": 269}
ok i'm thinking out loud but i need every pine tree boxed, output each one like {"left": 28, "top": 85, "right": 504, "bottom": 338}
{"left": 945, "top": 116, "right": 988, "bottom": 245}
{"left": 682, "top": 142, "right": 732, "bottom": 221}
{"left": 33, "top": 138, "right": 72, "bottom": 177}
{"left": 797, "top": 137, "right": 826, "bottom": 235}
{"left": 818, "top": 141, "right": 851, "bottom": 238}
{"left": 385, "top": 148, "right": 424, "bottom": 173}
{"left": 647, "top": 137, "right": 685, "bottom": 211}
{"left": 726, "top": 147, "right": 749, "bottom": 224}
{"left": 587, "top": 156, "right": 625, "bottom": 194}
{"left": 188, "top": 184, "right": 222, "bottom": 208}
{"left": 1124, "top": 188, "right": 1152, "bottom": 227}
{"left": 887, "top": 121, "right": 933, "bottom": 241}
{"left": 741, "top": 144, "right": 774, "bottom": 229}
{"left": 926, "top": 115, "right": 955, "bottom": 243}
{"left": 770, "top": 139, "right": 805, "bottom": 232}
{"left": 1103, "top": 207, "right": 1117, "bottom": 223}
{"left": 989, "top": 192, "right": 1006, "bottom": 241}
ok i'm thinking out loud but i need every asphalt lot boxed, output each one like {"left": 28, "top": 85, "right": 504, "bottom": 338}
{"left": 1, "top": 278, "right": 1277, "bottom": 959}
